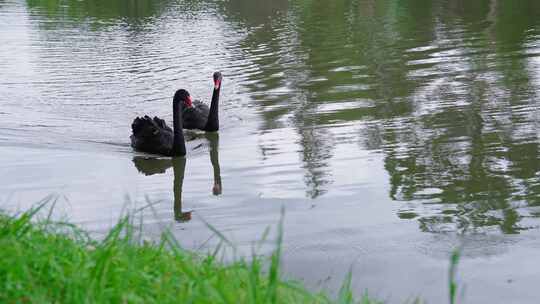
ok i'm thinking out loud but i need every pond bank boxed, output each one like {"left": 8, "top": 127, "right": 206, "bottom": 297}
{"left": 0, "top": 205, "right": 380, "bottom": 304}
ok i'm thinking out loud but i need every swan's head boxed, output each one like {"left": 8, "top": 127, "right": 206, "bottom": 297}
{"left": 213, "top": 72, "right": 223, "bottom": 90}
{"left": 174, "top": 89, "right": 192, "bottom": 108}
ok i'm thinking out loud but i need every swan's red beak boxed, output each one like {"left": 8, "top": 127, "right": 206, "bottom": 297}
{"left": 185, "top": 96, "right": 193, "bottom": 108}
{"left": 214, "top": 79, "right": 221, "bottom": 90}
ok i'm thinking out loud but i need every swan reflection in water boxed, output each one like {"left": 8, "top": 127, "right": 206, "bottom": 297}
{"left": 132, "top": 133, "right": 222, "bottom": 222}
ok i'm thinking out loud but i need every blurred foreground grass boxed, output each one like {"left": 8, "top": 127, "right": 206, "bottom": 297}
{"left": 0, "top": 202, "right": 380, "bottom": 304}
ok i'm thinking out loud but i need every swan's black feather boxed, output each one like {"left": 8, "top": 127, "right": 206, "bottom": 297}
{"left": 130, "top": 115, "right": 173, "bottom": 155}
{"left": 183, "top": 100, "right": 209, "bottom": 130}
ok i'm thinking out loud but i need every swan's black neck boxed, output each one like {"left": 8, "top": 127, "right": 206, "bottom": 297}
{"left": 204, "top": 85, "right": 220, "bottom": 132}
{"left": 172, "top": 98, "right": 186, "bottom": 157}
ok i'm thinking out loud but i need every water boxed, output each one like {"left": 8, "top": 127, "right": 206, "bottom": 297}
{"left": 2, "top": 0, "right": 540, "bottom": 302}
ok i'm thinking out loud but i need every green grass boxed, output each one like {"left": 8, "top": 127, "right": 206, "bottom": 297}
{"left": 0, "top": 203, "right": 380, "bottom": 304}
{"left": 449, "top": 249, "right": 461, "bottom": 304}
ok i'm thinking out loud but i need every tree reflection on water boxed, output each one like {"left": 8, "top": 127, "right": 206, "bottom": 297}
{"left": 23, "top": 0, "right": 540, "bottom": 234}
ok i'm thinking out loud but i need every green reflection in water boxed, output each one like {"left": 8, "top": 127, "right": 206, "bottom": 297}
{"left": 26, "top": 0, "right": 170, "bottom": 23}
{"left": 221, "top": 0, "right": 540, "bottom": 233}
{"left": 17, "top": 0, "right": 540, "bottom": 234}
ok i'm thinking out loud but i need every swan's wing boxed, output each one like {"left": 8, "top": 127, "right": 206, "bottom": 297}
{"left": 130, "top": 116, "right": 173, "bottom": 154}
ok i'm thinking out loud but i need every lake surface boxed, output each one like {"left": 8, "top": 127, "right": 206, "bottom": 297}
{"left": 2, "top": 0, "right": 540, "bottom": 302}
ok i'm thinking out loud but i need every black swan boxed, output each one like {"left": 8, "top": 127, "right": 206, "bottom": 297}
{"left": 130, "top": 89, "right": 188, "bottom": 156}
{"left": 182, "top": 72, "right": 222, "bottom": 131}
